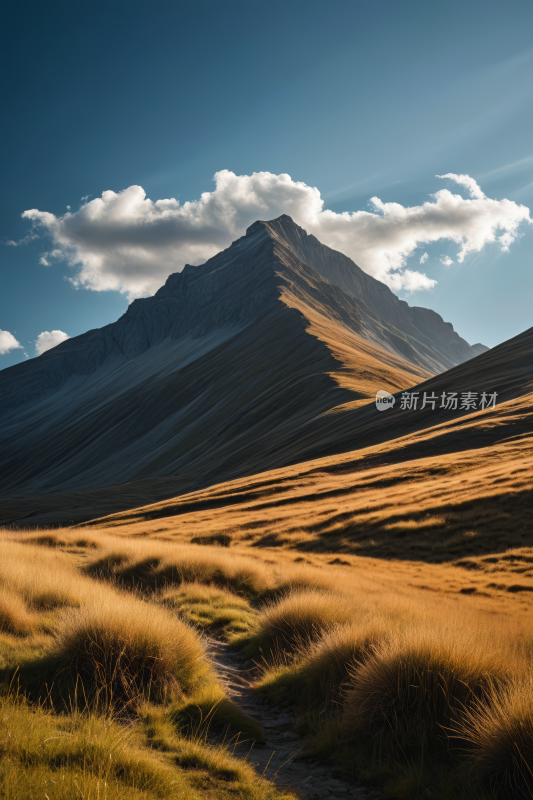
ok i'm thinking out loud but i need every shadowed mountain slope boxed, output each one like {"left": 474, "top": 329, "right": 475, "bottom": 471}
{"left": 0, "top": 215, "right": 483, "bottom": 504}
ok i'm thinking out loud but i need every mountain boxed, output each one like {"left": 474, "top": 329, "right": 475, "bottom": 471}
{"left": 471, "top": 343, "right": 490, "bottom": 356}
{"left": 0, "top": 215, "right": 485, "bottom": 508}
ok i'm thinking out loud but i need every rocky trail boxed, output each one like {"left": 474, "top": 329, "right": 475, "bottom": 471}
{"left": 209, "top": 641, "right": 385, "bottom": 800}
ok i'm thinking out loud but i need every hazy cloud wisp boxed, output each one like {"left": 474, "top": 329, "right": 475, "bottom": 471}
{"left": 21, "top": 171, "right": 531, "bottom": 300}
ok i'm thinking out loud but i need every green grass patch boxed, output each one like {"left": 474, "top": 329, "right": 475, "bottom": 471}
{"left": 159, "top": 582, "right": 256, "bottom": 642}
{"left": 0, "top": 693, "right": 289, "bottom": 800}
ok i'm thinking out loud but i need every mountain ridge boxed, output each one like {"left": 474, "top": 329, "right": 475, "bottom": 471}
{"left": 0, "top": 215, "right": 488, "bottom": 501}
{"left": 1, "top": 215, "right": 483, "bottom": 412}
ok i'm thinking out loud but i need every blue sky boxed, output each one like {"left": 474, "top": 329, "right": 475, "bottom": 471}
{"left": 1, "top": 0, "right": 533, "bottom": 368}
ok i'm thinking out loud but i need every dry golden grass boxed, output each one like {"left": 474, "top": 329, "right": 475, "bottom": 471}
{"left": 345, "top": 627, "right": 509, "bottom": 748}
{"left": 2, "top": 326, "right": 530, "bottom": 798}
{"left": 160, "top": 582, "right": 256, "bottom": 641}
{"left": 0, "top": 588, "right": 39, "bottom": 636}
{"left": 7, "top": 524, "right": 533, "bottom": 618}
{"left": 78, "top": 534, "right": 338, "bottom": 600}
{"left": 0, "top": 541, "right": 80, "bottom": 606}
{"left": 457, "top": 678, "right": 533, "bottom": 798}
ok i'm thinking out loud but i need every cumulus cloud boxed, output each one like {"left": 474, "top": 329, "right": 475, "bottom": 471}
{"left": 35, "top": 330, "right": 70, "bottom": 356}
{"left": 20, "top": 171, "right": 531, "bottom": 299}
{"left": 419, "top": 252, "right": 429, "bottom": 264}
{"left": 0, "top": 330, "right": 23, "bottom": 355}
{"left": 440, "top": 255, "right": 454, "bottom": 266}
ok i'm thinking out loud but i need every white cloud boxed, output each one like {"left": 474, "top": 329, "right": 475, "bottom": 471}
{"left": 0, "top": 330, "right": 23, "bottom": 355}
{"left": 440, "top": 255, "right": 454, "bottom": 266}
{"left": 419, "top": 252, "right": 429, "bottom": 264}
{"left": 21, "top": 171, "right": 531, "bottom": 300}
{"left": 35, "top": 330, "right": 70, "bottom": 356}
{"left": 436, "top": 172, "right": 486, "bottom": 200}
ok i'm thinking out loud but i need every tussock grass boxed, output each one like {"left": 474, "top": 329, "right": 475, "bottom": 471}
{"left": 258, "top": 618, "right": 390, "bottom": 708}
{"left": 19, "top": 531, "right": 100, "bottom": 549}
{"left": 0, "top": 535, "right": 264, "bottom": 749}
{"left": 246, "top": 589, "right": 357, "bottom": 657}
{"left": 0, "top": 693, "right": 193, "bottom": 800}
{"left": 170, "top": 677, "right": 264, "bottom": 743}
{"left": 256, "top": 605, "right": 530, "bottom": 788}
{"left": 345, "top": 628, "right": 509, "bottom": 752}
{"left": 256, "top": 616, "right": 397, "bottom": 758}
{"left": 458, "top": 679, "right": 533, "bottom": 799}
{"left": 51, "top": 594, "right": 210, "bottom": 708}
{"left": 191, "top": 532, "right": 232, "bottom": 547}
{"left": 0, "top": 542, "right": 84, "bottom": 609}
{"left": 0, "top": 540, "right": 114, "bottom": 612}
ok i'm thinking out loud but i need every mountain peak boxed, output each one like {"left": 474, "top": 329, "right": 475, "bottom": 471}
{"left": 245, "top": 214, "right": 296, "bottom": 238}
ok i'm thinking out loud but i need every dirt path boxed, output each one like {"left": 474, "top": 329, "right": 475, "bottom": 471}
{"left": 209, "top": 641, "right": 384, "bottom": 800}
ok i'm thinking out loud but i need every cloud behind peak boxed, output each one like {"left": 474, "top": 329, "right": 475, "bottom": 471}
{"left": 35, "top": 330, "right": 70, "bottom": 356}
{"left": 21, "top": 171, "right": 531, "bottom": 301}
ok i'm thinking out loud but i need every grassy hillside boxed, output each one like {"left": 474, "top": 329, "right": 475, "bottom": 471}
{"left": 0, "top": 535, "right": 293, "bottom": 800}
{"left": 1, "top": 529, "right": 532, "bottom": 799}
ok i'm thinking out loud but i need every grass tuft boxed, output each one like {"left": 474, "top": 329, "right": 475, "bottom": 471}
{"left": 246, "top": 589, "right": 356, "bottom": 657}
{"left": 51, "top": 595, "right": 210, "bottom": 709}
{"left": 458, "top": 679, "right": 533, "bottom": 799}
{"left": 345, "top": 629, "right": 507, "bottom": 753}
